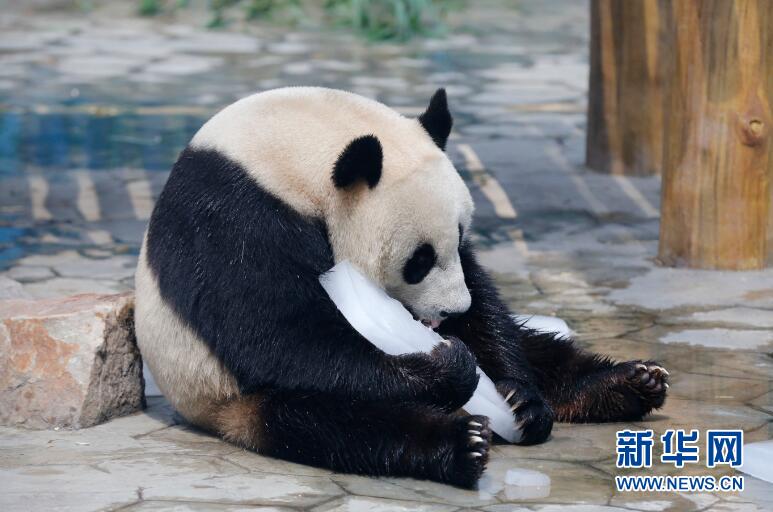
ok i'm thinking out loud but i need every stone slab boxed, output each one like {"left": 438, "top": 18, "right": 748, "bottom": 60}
{"left": 0, "top": 277, "right": 30, "bottom": 300}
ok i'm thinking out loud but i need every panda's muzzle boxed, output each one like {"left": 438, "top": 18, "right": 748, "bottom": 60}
{"left": 420, "top": 318, "right": 443, "bottom": 330}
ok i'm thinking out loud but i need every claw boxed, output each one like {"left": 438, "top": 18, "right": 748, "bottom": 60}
{"left": 469, "top": 435, "right": 484, "bottom": 445}
{"left": 468, "top": 451, "right": 483, "bottom": 458}
{"left": 664, "top": 383, "right": 670, "bottom": 389}
{"left": 504, "top": 389, "right": 515, "bottom": 402}
{"left": 510, "top": 400, "right": 524, "bottom": 412}
{"left": 468, "top": 429, "right": 480, "bottom": 435}
{"left": 635, "top": 363, "right": 648, "bottom": 371}
{"left": 469, "top": 421, "right": 483, "bottom": 428}
{"left": 644, "top": 364, "right": 669, "bottom": 377}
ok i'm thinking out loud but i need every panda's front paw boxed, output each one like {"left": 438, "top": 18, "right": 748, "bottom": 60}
{"left": 496, "top": 379, "right": 554, "bottom": 445}
{"left": 446, "top": 415, "right": 491, "bottom": 489}
{"left": 621, "top": 360, "right": 669, "bottom": 412}
{"left": 396, "top": 335, "right": 478, "bottom": 411}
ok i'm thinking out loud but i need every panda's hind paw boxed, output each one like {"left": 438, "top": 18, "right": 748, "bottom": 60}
{"left": 448, "top": 415, "right": 491, "bottom": 489}
{"left": 622, "top": 360, "right": 669, "bottom": 411}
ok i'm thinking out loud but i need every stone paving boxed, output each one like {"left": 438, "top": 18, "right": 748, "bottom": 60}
{"left": 0, "top": 1, "right": 772, "bottom": 511}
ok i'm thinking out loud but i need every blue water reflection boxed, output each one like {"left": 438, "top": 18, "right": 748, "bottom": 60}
{"left": 0, "top": 111, "right": 206, "bottom": 176}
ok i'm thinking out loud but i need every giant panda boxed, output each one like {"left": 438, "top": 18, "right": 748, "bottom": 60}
{"left": 135, "top": 87, "right": 668, "bottom": 488}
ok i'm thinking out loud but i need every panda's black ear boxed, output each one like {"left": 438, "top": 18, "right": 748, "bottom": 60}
{"left": 332, "top": 135, "right": 383, "bottom": 189}
{"left": 418, "top": 88, "right": 453, "bottom": 151}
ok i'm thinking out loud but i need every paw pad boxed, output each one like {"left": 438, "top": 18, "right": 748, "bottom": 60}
{"left": 627, "top": 362, "right": 669, "bottom": 394}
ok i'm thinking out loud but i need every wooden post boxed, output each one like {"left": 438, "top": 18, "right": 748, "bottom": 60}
{"left": 586, "top": 0, "right": 664, "bottom": 176}
{"left": 658, "top": 0, "right": 772, "bottom": 270}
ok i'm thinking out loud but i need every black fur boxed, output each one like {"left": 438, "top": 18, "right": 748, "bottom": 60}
{"left": 147, "top": 147, "right": 481, "bottom": 404}
{"left": 439, "top": 242, "right": 668, "bottom": 437}
{"left": 332, "top": 135, "right": 382, "bottom": 189}
{"left": 146, "top": 147, "right": 486, "bottom": 487}
{"left": 403, "top": 243, "right": 437, "bottom": 284}
{"left": 419, "top": 88, "right": 453, "bottom": 151}
{"left": 259, "top": 391, "right": 491, "bottom": 488}
{"left": 148, "top": 146, "right": 667, "bottom": 489}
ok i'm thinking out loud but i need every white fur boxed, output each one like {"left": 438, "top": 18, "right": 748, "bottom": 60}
{"left": 135, "top": 238, "right": 238, "bottom": 429}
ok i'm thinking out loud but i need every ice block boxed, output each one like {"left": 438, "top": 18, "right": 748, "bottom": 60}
{"left": 513, "top": 314, "right": 573, "bottom": 338}
{"left": 319, "top": 260, "right": 521, "bottom": 443}
{"left": 740, "top": 440, "right": 773, "bottom": 483}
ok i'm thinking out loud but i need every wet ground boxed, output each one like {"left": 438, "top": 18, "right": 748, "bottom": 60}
{"left": 1, "top": 1, "right": 772, "bottom": 511}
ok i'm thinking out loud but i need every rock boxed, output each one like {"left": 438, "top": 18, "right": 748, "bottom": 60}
{"left": 0, "top": 292, "right": 144, "bottom": 429}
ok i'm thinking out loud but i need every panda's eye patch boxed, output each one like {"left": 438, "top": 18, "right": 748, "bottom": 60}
{"left": 403, "top": 243, "right": 436, "bottom": 284}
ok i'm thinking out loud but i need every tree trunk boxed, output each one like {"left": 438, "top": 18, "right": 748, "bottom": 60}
{"left": 586, "top": 0, "right": 664, "bottom": 176}
{"left": 658, "top": 0, "right": 772, "bottom": 270}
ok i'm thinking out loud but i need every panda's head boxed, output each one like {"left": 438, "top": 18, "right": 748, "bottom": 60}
{"left": 327, "top": 89, "right": 474, "bottom": 328}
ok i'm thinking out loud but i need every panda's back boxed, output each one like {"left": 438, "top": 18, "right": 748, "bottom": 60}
{"left": 190, "top": 87, "right": 429, "bottom": 217}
